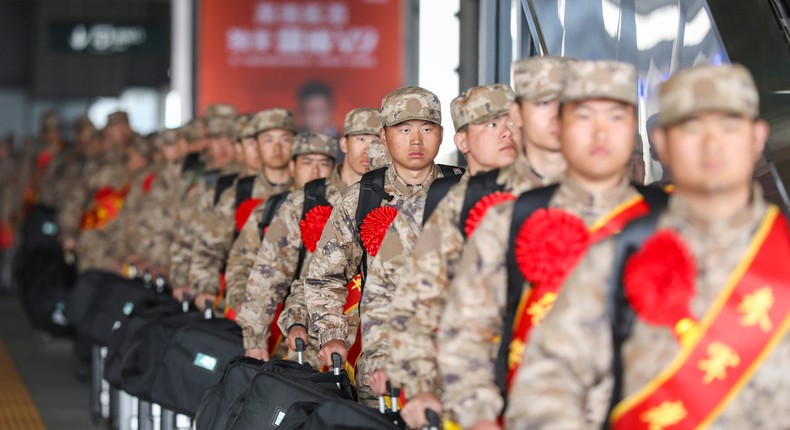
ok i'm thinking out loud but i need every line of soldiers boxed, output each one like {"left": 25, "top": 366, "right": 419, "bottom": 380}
{"left": 5, "top": 56, "right": 789, "bottom": 430}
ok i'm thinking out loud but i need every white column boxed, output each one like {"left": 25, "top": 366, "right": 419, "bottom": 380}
{"left": 171, "top": 0, "right": 194, "bottom": 124}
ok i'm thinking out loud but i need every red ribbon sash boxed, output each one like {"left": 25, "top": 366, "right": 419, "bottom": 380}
{"left": 343, "top": 274, "right": 363, "bottom": 383}
{"left": 80, "top": 184, "right": 131, "bottom": 230}
{"left": 506, "top": 196, "right": 650, "bottom": 391}
{"left": 611, "top": 206, "right": 790, "bottom": 430}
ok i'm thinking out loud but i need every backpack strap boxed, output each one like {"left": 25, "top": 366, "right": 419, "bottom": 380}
{"left": 437, "top": 164, "right": 465, "bottom": 178}
{"left": 214, "top": 173, "right": 239, "bottom": 206}
{"left": 458, "top": 169, "right": 505, "bottom": 239}
{"left": 292, "top": 179, "right": 332, "bottom": 277}
{"left": 202, "top": 169, "right": 221, "bottom": 189}
{"left": 256, "top": 192, "right": 291, "bottom": 241}
{"left": 422, "top": 175, "right": 463, "bottom": 226}
{"left": 354, "top": 167, "right": 391, "bottom": 283}
{"left": 181, "top": 151, "right": 203, "bottom": 174}
{"left": 234, "top": 175, "right": 257, "bottom": 209}
{"left": 494, "top": 184, "right": 559, "bottom": 398}
{"left": 602, "top": 186, "right": 668, "bottom": 429}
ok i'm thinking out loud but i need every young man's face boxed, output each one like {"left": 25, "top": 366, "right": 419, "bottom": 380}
{"left": 340, "top": 133, "right": 377, "bottom": 176}
{"left": 289, "top": 153, "right": 335, "bottom": 188}
{"left": 125, "top": 148, "right": 149, "bottom": 173}
{"left": 160, "top": 142, "right": 181, "bottom": 162}
{"left": 235, "top": 136, "right": 263, "bottom": 172}
{"left": 207, "top": 135, "right": 235, "bottom": 168}
{"left": 301, "top": 96, "right": 334, "bottom": 133}
{"left": 456, "top": 114, "right": 518, "bottom": 173}
{"left": 257, "top": 129, "right": 294, "bottom": 170}
{"left": 380, "top": 120, "right": 443, "bottom": 172}
{"left": 560, "top": 99, "right": 636, "bottom": 184}
{"left": 652, "top": 112, "right": 768, "bottom": 195}
{"left": 510, "top": 99, "right": 561, "bottom": 152}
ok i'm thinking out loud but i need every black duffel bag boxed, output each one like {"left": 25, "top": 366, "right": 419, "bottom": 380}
{"left": 145, "top": 314, "right": 244, "bottom": 416}
{"left": 103, "top": 293, "right": 183, "bottom": 387}
{"left": 278, "top": 399, "right": 405, "bottom": 430}
{"left": 225, "top": 356, "right": 357, "bottom": 430}
{"left": 194, "top": 356, "right": 265, "bottom": 430}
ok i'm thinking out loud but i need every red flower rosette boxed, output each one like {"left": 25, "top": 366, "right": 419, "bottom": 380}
{"left": 142, "top": 172, "right": 157, "bottom": 194}
{"left": 360, "top": 206, "right": 398, "bottom": 257}
{"left": 514, "top": 208, "right": 590, "bottom": 289}
{"left": 465, "top": 191, "right": 517, "bottom": 237}
{"left": 235, "top": 198, "right": 264, "bottom": 232}
{"left": 300, "top": 205, "right": 333, "bottom": 252}
{"left": 623, "top": 229, "right": 697, "bottom": 341}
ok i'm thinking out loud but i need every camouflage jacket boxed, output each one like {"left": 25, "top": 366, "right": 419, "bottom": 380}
{"left": 387, "top": 156, "right": 550, "bottom": 396}
{"left": 188, "top": 173, "right": 291, "bottom": 296}
{"left": 304, "top": 164, "right": 444, "bottom": 348}
{"left": 361, "top": 171, "right": 470, "bottom": 375}
{"left": 237, "top": 169, "right": 347, "bottom": 351}
{"left": 505, "top": 189, "right": 790, "bottom": 430}
{"left": 437, "top": 175, "right": 639, "bottom": 427}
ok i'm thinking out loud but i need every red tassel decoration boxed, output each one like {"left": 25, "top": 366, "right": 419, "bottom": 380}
{"left": 465, "top": 192, "right": 516, "bottom": 237}
{"left": 360, "top": 206, "right": 399, "bottom": 257}
{"left": 300, "top": 205, "right": 333, "bottom": 252}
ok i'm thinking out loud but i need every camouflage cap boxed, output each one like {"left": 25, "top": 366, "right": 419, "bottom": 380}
{"left": 658, "top": 64, "right": 759, "bottom": 127}
{"left": 292, "top": 132, "right": 339, "bottom": 160}
{"left": 73, "top": 115, "right": 94, "bottom": 133}
{"left": 107, "top": 111, "right": 130, "bottom": 125}
{"left": 368, "top": 137, "right": 391, "bottom": 170}
{"left": 251, "top": 108, "right": 297, "bottom": 135}
{"left": 177, "top": 118, "right": 205, "bottom": 142}
{"left": 206, "top": 115, "right": 236, "bottom": 138}
{"left": 233, "top": 114, "right": 253, "bottom": 141}
{"left": 511, "top": 56, "right": 571, "bottom": 102}
{"left": 451, "top": 84, "right": 515, "bottom": 131}
{"left": 204, "top": 103, "right": 237, "bottom": 119}
{"left": 562, "top": 60, "right": 637, "bottom": 105}
{"left": 344, "top": 108, "right": 382, "bottom": 136}
{"left": 41, "top": 111, "right": 61, "bottom": 131}
{"left": 157, "top": 128, "right": 178, "bottom": 146}
{"left": 380, "top": 86, "right": 441, "bottom": 127}
{"left": 130, "top": 133, "right": 157, "bottom": 160}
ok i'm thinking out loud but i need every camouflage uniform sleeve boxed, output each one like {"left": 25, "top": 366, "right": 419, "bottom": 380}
{"left": 277, "top": 250, "right": 314, "bottom": 334}
{"left": 224, "top": 205, "right": 264, "bottom": 311}
{"left": 304, "top": 185, "right": 362, "bottom": 347}
{"left": 235, "top": 192, "right": 304, "bottom": 351}
{"left": 361, "top": 203, "right": 421, "bottom": 374}
{"left": 504, "top": 243, "right": 615, "bottom": 429}
{"left": 437, "top": 205, "right": 511, "bottom": 427}
{"left": 57, "top": 173, "right": 90, "bottom": 239}
{"left": 388, "top": 194, "right": 465, "bottom": 395}
{"left": 188, "top": 186, "right": 236, "bottom": 296}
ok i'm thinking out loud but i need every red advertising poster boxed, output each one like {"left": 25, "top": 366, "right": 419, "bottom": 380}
{"left": 198, "top": 0, "right": 404, "bottom": 135}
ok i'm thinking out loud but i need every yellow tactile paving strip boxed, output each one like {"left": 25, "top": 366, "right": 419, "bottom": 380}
{"left": 0, "top": 337, "right": 46, "bottom": 430}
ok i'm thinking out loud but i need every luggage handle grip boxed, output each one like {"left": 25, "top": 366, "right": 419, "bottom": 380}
{"left": 203, "top": 300, "right": 213, "bottom": 319}
{"left": 181, "top": 293, "right": 189, "bottom": 313}
{"left": 295, "top": 338, "right": 304, "bottom": 365}
{"left": 425, "top": 409, "right": 441, "bottom": 430}
{"left": 386, "top": 382, "right": 400, "bottom": 413}
{"left": 331, "top": 353, "right": 342, "bottom": 375}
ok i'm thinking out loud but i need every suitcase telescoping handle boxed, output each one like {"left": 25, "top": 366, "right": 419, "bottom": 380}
{"left": 295, "top": 338, "right": 305, "bottom": 365}
{"left": 424, "top": 409, "right": 440, "bottom": 430}
{"left": 181, "top": 292, "right": 189, "bottom": 313}
{"left": 386, "top": 382, "right": 400, "bottom": 413}
{"left": 331, "top": 353, "right": 342, "bottom": 376}
{"left": 203, "top": 300, "right": 213, "bottom": 319}
{"left": 155, "top": 275, "right": 167, "bottom": 294}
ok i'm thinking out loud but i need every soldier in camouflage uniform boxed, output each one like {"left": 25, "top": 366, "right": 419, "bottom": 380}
{"left": 235, "top": 108, "right": 381, "bottom": 364}
{"left": 506, "top": 64, "right": 788, "bottom": 430}
{"left": 304, "top": 87, "right": 454, "bottom": 403}
{"left": 168, "top": 110, "right": 240, "bottom": 300}
{"left": 361, "top": 84, "right": 515, "bottom": 399}
{"left": 226, "top": 131, "right": 338, "bottom": 313}
{"left": 436, "top": 60, "right": 645, "bottom": 429}
{"left": 188, "top": 109, "right": 294, "bottom": 310}
{"left": 385, "top": 57, "right": 571, "bottom": 428}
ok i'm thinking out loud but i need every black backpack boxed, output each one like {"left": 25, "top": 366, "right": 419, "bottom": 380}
{"left": 277, "top": 399, "right": 405, "bottom": 430}
{"left": 256, "top": 191, "right": 292, "bottom": 241}
{"left": 493, "top": 184, "right": 669, "bottom": 401}
{"left": 214, "top": 173, "right": 239, "bottom": 206}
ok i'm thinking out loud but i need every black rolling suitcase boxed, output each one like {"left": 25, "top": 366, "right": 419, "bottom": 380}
{"left": 225, "top": 353, "right": 356, "bottom": 430}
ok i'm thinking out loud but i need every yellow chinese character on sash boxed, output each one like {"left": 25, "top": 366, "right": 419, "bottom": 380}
{"left": 526, "top": 292, "right": 558, "bottom": 325}
{"left": 698, "top": 342, "right": 740, "bottom": 384}
{"left": 508, "top": 339, "right": 525, "bottom": 369}
{"left": 737, "top": 287, "right": 774, "bottom": 332}
{"left": 640, "top": 400, "right": 687, "bottom": 430}
{"left": 351, "top": 274, "right": 362, "bottom": 292}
